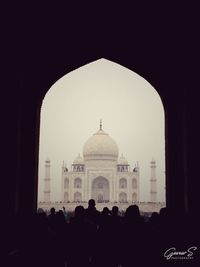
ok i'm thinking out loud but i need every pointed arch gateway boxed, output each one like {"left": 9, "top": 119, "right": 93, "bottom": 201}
{"left": 119, "top": 178, "right": 127, "bottom": 189}
{"left": 119, "top": 192, "right": 127, "bottom": 203}
{"left": 132, "top": 192, "right": 137, "bottom": 202}
{"left": 92, "top": 176, "right": 109, "bottom": 202}
{"left": 74, "top": 177, "right": 82, "bottom": 188}
{"left": 38, "top": 58, "right": 166, "bottom": 209}
{"left": 64, "top": 192, "right": 69, "bottom": 202}
{"left": 74, "top": 192, "right": 82, "bottom": 202}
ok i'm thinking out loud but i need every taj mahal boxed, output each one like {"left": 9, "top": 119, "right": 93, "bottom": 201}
{"left": 39, "top": 121, "right": 165, "bottom": 212}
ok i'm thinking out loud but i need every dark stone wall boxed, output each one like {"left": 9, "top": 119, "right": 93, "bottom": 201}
{"left": 2, "top": 4, "right": 198, "bottom": 218}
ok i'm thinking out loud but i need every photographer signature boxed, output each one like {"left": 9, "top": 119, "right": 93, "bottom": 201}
{"left": 164, "top": 246, "right": 197, "bottom": 260}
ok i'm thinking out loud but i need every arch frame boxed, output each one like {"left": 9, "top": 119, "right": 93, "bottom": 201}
{"left": 119, "top": 178, "right": 127, "bottom": 189}
{"left": 119, "top": 192, "right": 127, "bottom": 203}
{"left": 74, "top": 177, "right": 82, "bottom": 188}
{"left": 91, "top": 176, "right": 110, "bottom": 203}
{"left": 74, "top": 191, "right": 82, "bottom": 202}
{"left": 15, "top": 56, "right": 188, "bottom": 215}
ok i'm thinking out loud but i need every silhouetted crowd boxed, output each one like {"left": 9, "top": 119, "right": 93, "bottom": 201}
{"left": 6, "top": 199, "right": 200, "bottom": 267}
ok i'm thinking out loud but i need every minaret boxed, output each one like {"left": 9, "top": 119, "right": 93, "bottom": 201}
{"left": 44, "top": 158, "right": 51, "bottom": 203}
{"left": 150, "top": 158, "right": 157, "bottom": 202}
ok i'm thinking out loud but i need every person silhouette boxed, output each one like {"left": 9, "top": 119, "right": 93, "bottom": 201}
{"left": 85, "top": 199, "right": 100, "bottom": 225}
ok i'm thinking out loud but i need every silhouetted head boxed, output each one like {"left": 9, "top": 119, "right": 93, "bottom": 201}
{"left": 57, "top": 210, "right": 64, "bottom": 215}
{"left": 50, "top": 207, "right": 55, "bottom": 214}
{"left": 160, "top": 207, "right": 175, "bottom": 223}
{"left": 37, "top": 208, "right": 44, "bottom": 214}
{"left": 75, "top": 205, "right": 85, "bottom": 218}
{"left": 102, "top": 207, "right": 110, "bottom": 215}
{"left": 56, "top": 210, "right": 65, "bottom": 222}
{"left": 125, "top": 205, "right": 140, "bottom": 221}
{"left": 88, "top": 199, "right": 96, "bottom": 208}
{"left": 159, "top": 207, "right": 168, "bottom": 219}
{"left": 112, "top": 206, "right": 119, "bottom": 215}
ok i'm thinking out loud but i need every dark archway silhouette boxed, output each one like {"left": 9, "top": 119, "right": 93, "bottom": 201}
{"left": 38, "top": 58, "right": 166, "bottom": 208}
{"left": 3, "top": 13, "right": 197, "bottom": 267}
{"left": 7, "top": 38, "right": 192, "bottom": 217}
{"left": 31, "top": 56, "right": 188, "bottom": 215}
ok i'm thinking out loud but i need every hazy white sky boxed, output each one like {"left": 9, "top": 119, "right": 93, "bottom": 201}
{"left": 38, "top": 59, "right": 166, "bottom": 202}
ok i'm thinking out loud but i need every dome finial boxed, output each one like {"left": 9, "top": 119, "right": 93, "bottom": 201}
{"left": 100, "top": 119, "right": 102, "bottom": 130}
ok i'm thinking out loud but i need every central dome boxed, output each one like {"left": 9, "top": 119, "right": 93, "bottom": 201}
{"left": 83, "top": 124, "right": 119, "bottom": 161}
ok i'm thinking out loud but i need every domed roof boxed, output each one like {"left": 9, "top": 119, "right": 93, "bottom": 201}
{"left": 118, "top": 154, "right": 129, "bottom": 165}
{"left": 83, "top": 123, "right": 119, "bottom": 161}
{"left": 73, "top": 154, "right": 84, "bottom": 165}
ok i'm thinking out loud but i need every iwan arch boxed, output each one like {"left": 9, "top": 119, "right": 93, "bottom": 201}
{"left": 40, "top": 59, "right": 164, "bottom": 210}
{"left": 5, "top": 19, "right": 193, "bottom": 219}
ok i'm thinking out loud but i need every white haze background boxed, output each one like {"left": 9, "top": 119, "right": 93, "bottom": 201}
{"left": 38, "top": 59, "right": 166, "bottom": 202}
